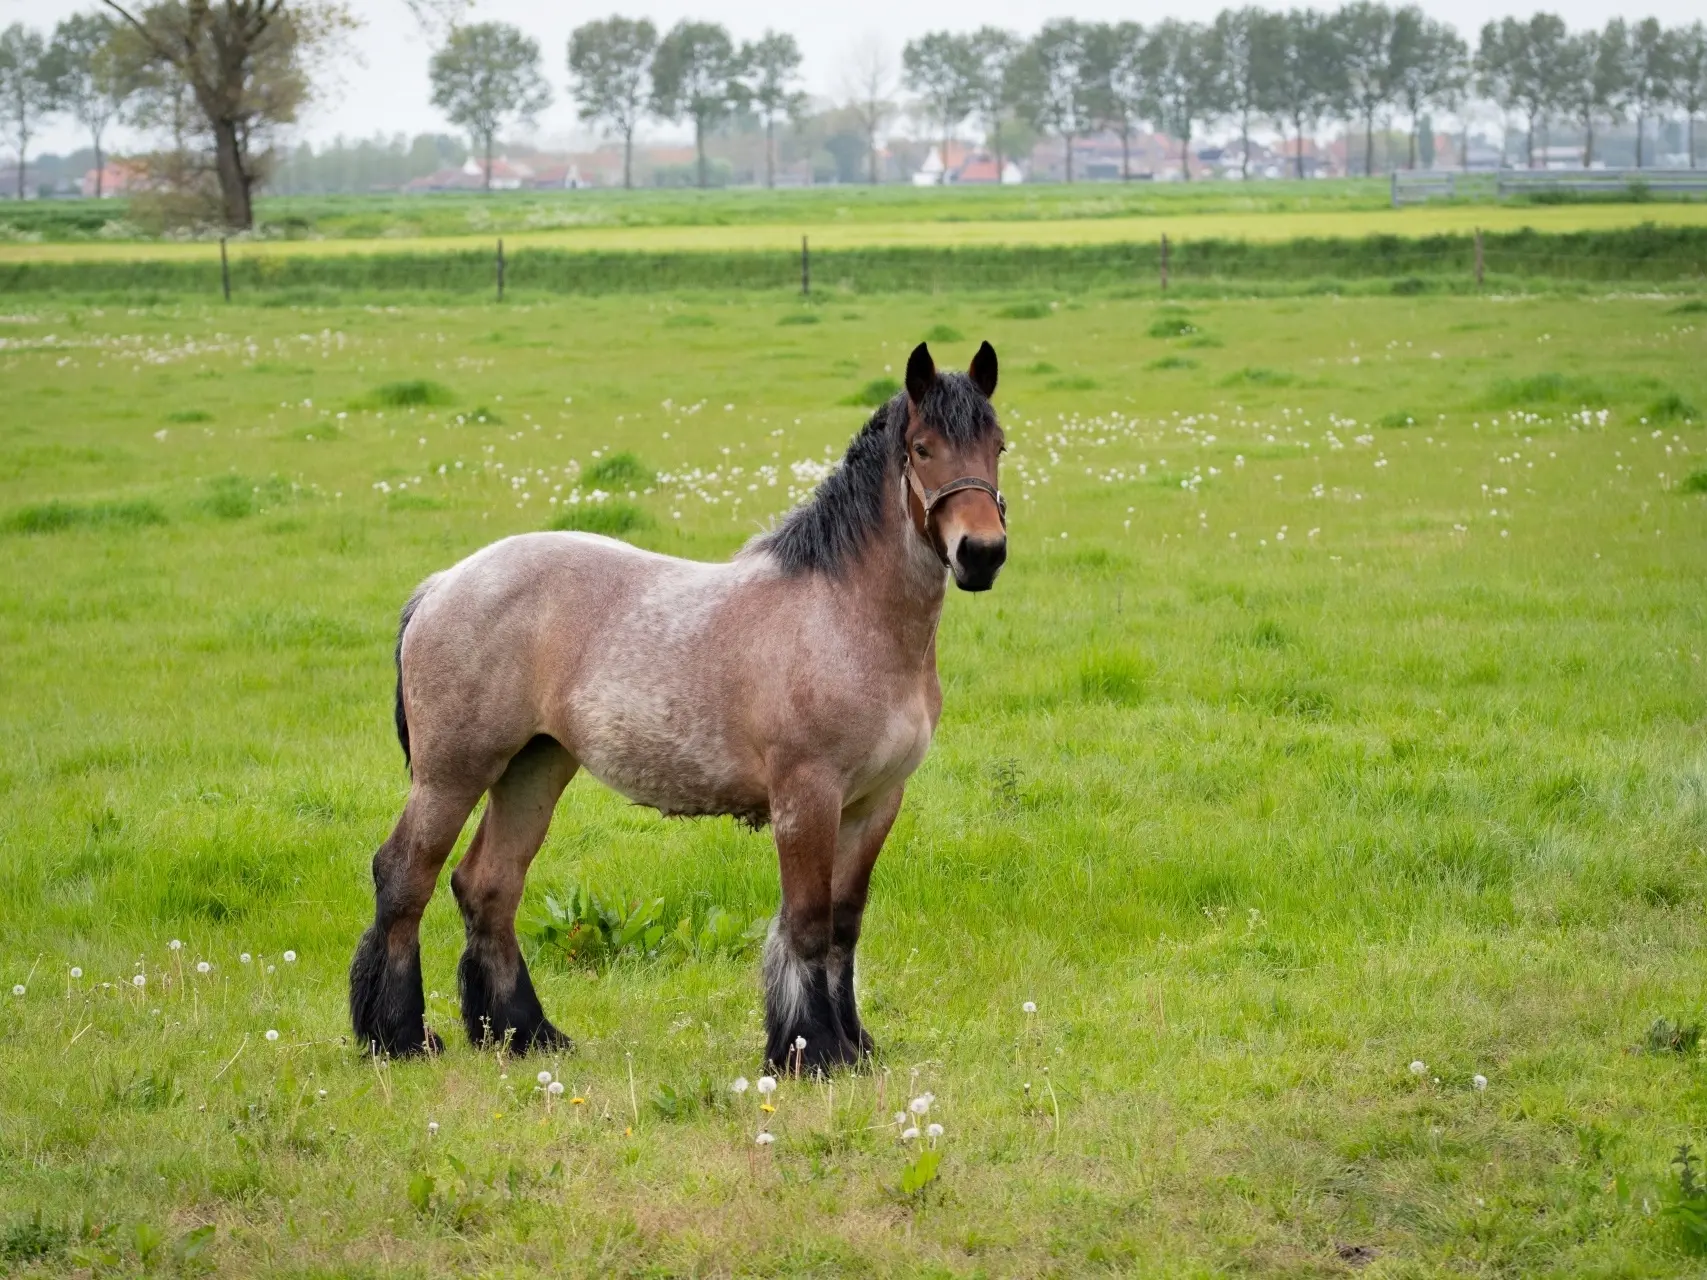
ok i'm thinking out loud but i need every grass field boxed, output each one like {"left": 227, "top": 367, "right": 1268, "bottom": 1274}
{"left": 1, "top": 285, "right": 1706, "bottom": 1274}
{"left": 5, "top": 194, "right": 1707, "bottom": 267}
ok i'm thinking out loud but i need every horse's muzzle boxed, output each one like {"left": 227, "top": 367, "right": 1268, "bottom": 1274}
{"left": 952, "top": 536, "right": 1007, "bottom": 592}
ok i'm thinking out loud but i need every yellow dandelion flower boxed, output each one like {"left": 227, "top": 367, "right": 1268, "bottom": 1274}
{"left": 571, "top": 1096, "right": 586, "bottom": 1106}
{"left": 760, "top": 1103, "right": 776, "bottom": 1114}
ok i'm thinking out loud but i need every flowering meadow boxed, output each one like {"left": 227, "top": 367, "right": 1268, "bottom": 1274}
{"left": 0, "top": 286, "right": 1704, "bottom": 1274}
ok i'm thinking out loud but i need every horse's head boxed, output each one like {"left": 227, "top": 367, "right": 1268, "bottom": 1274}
{"left": 902, "top": 340, "right": 1007, "bottom": 592}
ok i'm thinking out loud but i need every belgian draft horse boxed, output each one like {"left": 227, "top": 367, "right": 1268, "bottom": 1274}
{"left": 349, "top": 340, "right": 1008, "bottom": 1071}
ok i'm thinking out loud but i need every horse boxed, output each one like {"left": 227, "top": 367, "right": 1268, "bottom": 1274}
{"left": 348, "top": 339, "right": 1008, "bottom": 1072}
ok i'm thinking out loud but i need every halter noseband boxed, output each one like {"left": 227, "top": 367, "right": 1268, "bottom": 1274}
{"left": 902, "top": 457, "right": 1007, "bottom": 568}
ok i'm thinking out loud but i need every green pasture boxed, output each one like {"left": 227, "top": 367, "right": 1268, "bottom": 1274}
{"left": 3, "top": 193, "right": 1707, "bottom": 266}
{"left": 1, "top": 285, "right": 1705, "bottom": 1275}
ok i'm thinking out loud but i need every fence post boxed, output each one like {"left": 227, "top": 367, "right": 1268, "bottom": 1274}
{"left": 496, "top": 238, "right": 505, "bottom": 302}
{"left": 1159, "top": 234, "right": 1169, "bottom": 293}
{"left": 801, "top": 235, "right": 810, "bottom": 297}
{"left": 219, "top": 237, "right": 230, "bottom": 302}
{"left": 1473, "top": 227, "right": 1484, "bottom": 290}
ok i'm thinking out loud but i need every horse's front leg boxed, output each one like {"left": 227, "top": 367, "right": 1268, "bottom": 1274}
{"left": 764, "top": 769, "right": 859, "bottom": 1072}
{"left": 828, "top": 786, "right": 904, "bottom": 1061}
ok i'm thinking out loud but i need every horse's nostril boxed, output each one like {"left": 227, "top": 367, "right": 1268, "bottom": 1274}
{"left": 956, "top": 537, "right": 1007, "bottom": 579}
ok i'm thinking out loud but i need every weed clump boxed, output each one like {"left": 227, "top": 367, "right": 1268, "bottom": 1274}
{"left": 550, "top": 501, "right": 653, "bottom": 535}
{"left": 1148, "top": 315, "right": 1197, "bottom": 338}
{"left": 1680, "top": 469, "right": 1707, "bottom": 494}
{"left": 164, "top": 409, "right": 212, "bottom": 423}
{"left": 584, "top": 452, "right": 654, "bottom": 487}
{"left": 996, "top": 301, "right": 1050, "bottom": 320}
{"left": 1644, "top": 1017, "right": 1702, "bottom": 1056}
{"left": 1146, "top": 355, "right": 1199, "bottom": 371}
{"left": 1222, "top": 366, "right": 1293, "bottom": 388}
{"left": 1379, "top": 410, "right": 1418, "bottom": 428}
{"left": 1648, "top": 392, "right": 1698, "bottom": 424}
{"left": 1078, "top": 649, "right": 1147, "bottom": 705}
{"left": 924, "top": 323, "right": 964, "bottom": 342}
{"left": 367, "top": 380, "right": 456, "bottom": 408}
{"left": 777, "top": 312, "right": 819, "bottom": 326}
{"left": 841, "top": 377, "right": 900, "bottom": 407}
{"left": 3, "top": 499, "right": 166, "bottom": 534}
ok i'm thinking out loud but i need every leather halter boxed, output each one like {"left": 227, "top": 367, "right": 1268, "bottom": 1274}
{"left": 902, "top": 458, "right": 1007, "bottom": 567}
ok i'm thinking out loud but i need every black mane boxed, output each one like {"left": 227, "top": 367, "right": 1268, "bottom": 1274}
{"left": 755, "top": 371, "right": 996, "bottom": 576}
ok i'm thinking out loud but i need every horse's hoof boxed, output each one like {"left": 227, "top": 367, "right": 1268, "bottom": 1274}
{"left": 512, "top": 1019, "right": 574, "bottom": 1056}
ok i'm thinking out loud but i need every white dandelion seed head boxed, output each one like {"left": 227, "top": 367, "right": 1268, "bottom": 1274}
{"left": 317, "top": 1089, "right": 327, "bottom": 1098}
{"left": 266, "top": 965, "right": 275, "bottom": 974}
{"left": 240, "top": 953, "right": 252, "bottom": 964}
{"left": 69, "top": 967, "right": 82, "bottom": 979}
{"left": 132, "top": 974, "right": 146, "bottom": 988}
{"left": 755, "top": 1131, "right": 775, "bottom": 1146}
{"left": 927, "top": 1123, "right": 944, "bottom": 1138}
{"left": 1473, "top": 1074, "right": 1488, "bottom": 1091}
{"left": 731, "top": 1077, "right": 749, "bottom": 1094}
{"left": 428, "top": 1121, "right": 439, "bottom": 1134}
{"left": 1409, "top": 1060, "right": 1427, "bottom": 1076}
{"left": 283, "top": 950, "right": 297, "bottom": 963}
{"left": 1022, "top": 1000, "right": 1037, "bottom": 1014}
{"left": 11, "top": 984, "right": 23, "bottom": 997}
{"left": 547, "top": 1081, "right": 565, "bottom": 1096}
{"left": 894, "top": 1111, "right": 907, "bottom": 1126}
{"left": 168, "top": 939, "right": 183, "bottom": 951}
{"left": 909, "top": 1094, "right": 932, "bottom": 1116}
{"left": 794, "top": 1035, "right": 807, "bottom": 1050}
{"left": 265, "top": 1029, "right": 279, "bottom": 1041}
{"left": 756, "top": 1076, "right": 777, "bottom": 1095}
{"left": 196, "top": 961, "right": 210, "bottom": 974}
{"left": 537, "top": 1070, "right": 553, "bottom": 1086}
{"left": 901, "top": 1126, "right": 921, "bottom": 1141}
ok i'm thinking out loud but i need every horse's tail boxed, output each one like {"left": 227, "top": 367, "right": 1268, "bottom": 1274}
{"left": 393, "top": 577, "right": 437, "bottom": 772}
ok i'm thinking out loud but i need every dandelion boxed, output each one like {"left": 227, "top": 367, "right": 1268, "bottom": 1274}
{"left": 283, "top": 950, "right": 297, "bottom": 963}
{"left": 1472, "top": 1074, "right": 1488, "bottom": 1091}
{"left": 537, "top": 1070, "right": 554, "bottom": 1086}
{"left": 901, "top": 1126, "right": 921, "bottom": 1141}
{"left": 240, "top": 953, "right": 252, "bottom": 965}
{"left": 757, "top": 1076, "right": 777, "bottom": 1096}
{"left": 731, "top": 1077, "right": 749, "bottom": 1095}
{"left": 547, "top": 1081, "right": 565, "bottom": 1096}
{"left": 894, "top": 1111, "right": 907, "bottom": 1127}
{"left": 11, "top": 984, "right": 23, "bottom": 997}
{"left": 265, "top": 1029, "right": 279, "bottom": 1042}
{"left": 926, "top": 1122, "right": 944, "bottom": 1139}
{"left": 132, "top": 974, "right": 146, "bottom": 989}
{"left": 266, "top": 965, "right": 275, "bottom": 975}
{"left": 169, "top": 939, "right": 183, "bottom": 951}
{"left": 69, "top": 967, "right": 82, "bottom": 980}
{"left": 1023, "top": 1000, "right": 1037, "bottom": 1015}
{"left": 317, "top": 1089, "right": 327, "bottom": 1098}
{"left": 760, "top": 1103, "right": 776, "bottom": 1114}
{"left": 1409, "top": 1060, "right": 1426, "bottom": 1076}
{"left": 571, "top": 1096, "right": 586, "bottom": 1106}
{"left": 909, "top": 1093, "right": 934, "bottom": 1116}
{"left": 755, "top": 1132, "right": 775, "bottom": 1146}
{"left": 428, "top": 1121, "right": 439, "bottom": 1135}
{"left": 196, "top": 961, "right": 211, "bottom": 974}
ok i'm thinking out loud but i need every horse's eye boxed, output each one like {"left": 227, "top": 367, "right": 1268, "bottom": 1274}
{"left": 914, "top": 443, "right": 929, "bottom": 459}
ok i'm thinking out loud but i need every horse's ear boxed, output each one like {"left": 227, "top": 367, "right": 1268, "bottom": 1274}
{"left": 969, "top": 341, "right": 998, "bottom": 399}
{"left": 905, "top": 342, "right": 936, "bottom": 404}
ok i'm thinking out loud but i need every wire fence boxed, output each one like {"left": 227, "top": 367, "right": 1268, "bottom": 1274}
{"left": 2, "top": 225, "right": 1703, "bottom": 300}
{"left": 1393, "top": 167, "right": 1707, "bottom": 207}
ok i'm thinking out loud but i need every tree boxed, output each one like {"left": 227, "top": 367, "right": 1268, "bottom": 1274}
{"left": 100, "top": 0, "right": 350, "bottom": 228}
{"left": 1478, "top": 14, "right": 1567, "bottom": 169}
{"left": 1678, "top": 23, "right": 1707, "bottom": 169}
{"left": 1254, "top": 8, "right": 1341, "bottom": 180}
{"left": 429, "top": 23, "right": 550, "bottom": 192}
{"left": 965, "top": 27, "right": 1018, "bottom": 176}
{"left": 903, "top": 32, "right": 979, "bottom": 184}
{"left": 1144, "top": 20, "right": 1212, "bottom": 181}
{"left": 839, "top": 36, "right": 896, "bottom": 184}
{"left": 0, "top": 25, "right": 58, "bottom": 200}
{"left": 1208, "top": 9, "right": 1263, "bottom": 179}
{"left": 48, "top": 14, "right": 134, "bottom": 198}
{"left": 568, "top": 17, "right": 656, "bottom": 190}
{"left": 651, "top": 21, "right": 739, "bottom": 190}
{"left": 1009, "top": 19, "right": 1094, "bottom": 182}
{"left": 741, "top": 31, "right": 803, "bottom": 189}
{"left": 1393, "top": 12, "right": 1466, "bottom": 169}
{"left": 1335, "top": 1, "right": 1402, "bottom": 176}
{"left": 1086, "top": 21, "right": 1148, "bottom": 181}
{"left": 1557, "top": 22, "right": 1627, "bottom": 168}
{"left": 1623, "top": 17, "right": 1677, "bottom": 168}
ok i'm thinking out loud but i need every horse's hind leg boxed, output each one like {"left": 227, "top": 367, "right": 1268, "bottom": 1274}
{"left": 350, "top": 782, "right": 483, "bottom": 1056}
{"left": 451, "top": 735, "right": 576, "bottom": 1054}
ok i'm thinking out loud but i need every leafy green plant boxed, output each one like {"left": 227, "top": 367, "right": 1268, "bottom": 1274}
{"left": 550, "top": 501, "right": 653, "bottom": 535}
{"left": 3, "top": 499, "right": 166, "bottom": 534}
{"left": 1146, "top": 355, "right": 1198, "bottom": 371}
{"left": 923, "top": 323, "right": 963, "bottom": 341}
{"left": 2, "top": 1212, "right": 67, "bottom": 1262}
{"left": 366, "top": 379, "right": 455, "bottom": 408}
{"left": 1648, "top": 392, "right": 1698, "bottom": 424}
{"left": 1221, "top": 366, "right": 1294, "bottom": 387}
{"left": 1663, "top": 1144, "right": 1707, "bottom": 1254}
{"left": 165, "top": 409, "right": 212, "bottom": 423}
{"left": 1047, "top": 375, "right": 1098, "bottom": 391}
{"left": 1644, "top": 1017, "right": 1701, "bottom": 1055}
{"left": 841, "top": 377, "right": 901, "bottom": 407}
{"left": 778, "top": 312, "right": 819, "bottom": 326}
{"left": 524, "top": 884, "right": 667, "bottom": 969}
{"left": 996, "top": 301, "right": 1051, "bottom": 320}
{"left": 665, "top": 905, "right": 767, "bottom": 962}
{"left": 1379, "top": 410, "right": 1418, "bottom": 428}
{"left": 899, "top": 1148, "right": 942, "bottom": 1197}
{"left": 1681, "top": 470, "right": 1707, "bottom": 494}
{"left": 585, "top": 451, "right": 655, "bottom": 487}
{"left": 1148, "top": 315, "right": 1197, "bottom": 337}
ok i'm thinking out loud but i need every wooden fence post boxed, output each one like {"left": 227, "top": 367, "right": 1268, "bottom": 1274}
{"left": 496, "top": 238, "right": 505, "bottom": 302}
{"left": 801, "top": 235, "right": 810, "bottom": 296}
{"left": 1159, "top": 234, "right": 1169, "bottom": 293}
{"left": 1473, "top": 227, "right": 1484, "bottom": 290}
{"left": 219, "top": 237, "right": 231, "bottom": 302}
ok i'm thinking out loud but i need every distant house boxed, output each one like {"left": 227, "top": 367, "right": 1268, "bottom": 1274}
{"left": 912, "top": 144, "right": 1023, "bottom": 185}
{"left": 81, "top": 160, "right": 144, "bottom": 197}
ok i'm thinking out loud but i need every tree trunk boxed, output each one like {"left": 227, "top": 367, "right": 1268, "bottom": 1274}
{"left": 623, "top": 127, "right": 633, "bottom": 189}
{"left": 868, "top": 123, "right": 878, "bottom": 184}
{"left": 993, "top": 121, "right": 1003, "bottom": 178}
{"left": 1526, "top": 113, "right": 1535, "bottom": 168}
{"left": 93, "top": 126, "right": 105, "bottom": 198}
{"left": 1635, "top": 113, "right": 1644, "bottom": 168}
{"left": 1366, "top": 112, "right": 1376, "bottom": 176}
{"left": 1295, "top": 114, "right": 1306, "bottom": 180}
{"left": 1181, "top": 121, "right": 1192, "bottom": 180}
{"left": 1064, "top": 129, "right": 1073, "bottom": 182}
{"left": 696, "top": 116, "right": 707, "bottom": 188}
{"left": 1241, "top": 108, "right": 1250, "bottom": 179}
{"left": 941, "top": 125, "right": 950, "bottom": 184}
{"left": 211, "top": 117, "right": 254, "bottom": 228}
{"left": 1121, "top": 126, "right": 1130, "bottom": 181}
{"left": 1460, "top": 124, "right": 1468, "bottom": 170}
{"left": 767, "top": 117, "right": 776, "bottom": 188}
{"left": 483, "top": 130, "right": 493, "bottom": 192}
{"left": 1692, "top": 116, "right": 1698, "bottom": 169}
{"left": 1583, "top": 118, "right": 1593, "bottom": 168}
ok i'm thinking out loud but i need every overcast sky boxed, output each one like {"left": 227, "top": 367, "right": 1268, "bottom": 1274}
{"left": 12, "top": 0, "right": 1705, "bottom": 156}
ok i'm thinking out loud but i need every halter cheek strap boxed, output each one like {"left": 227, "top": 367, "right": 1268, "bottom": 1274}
{"left": 903, "top": 459, "right": 1007, "bottom": 567}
